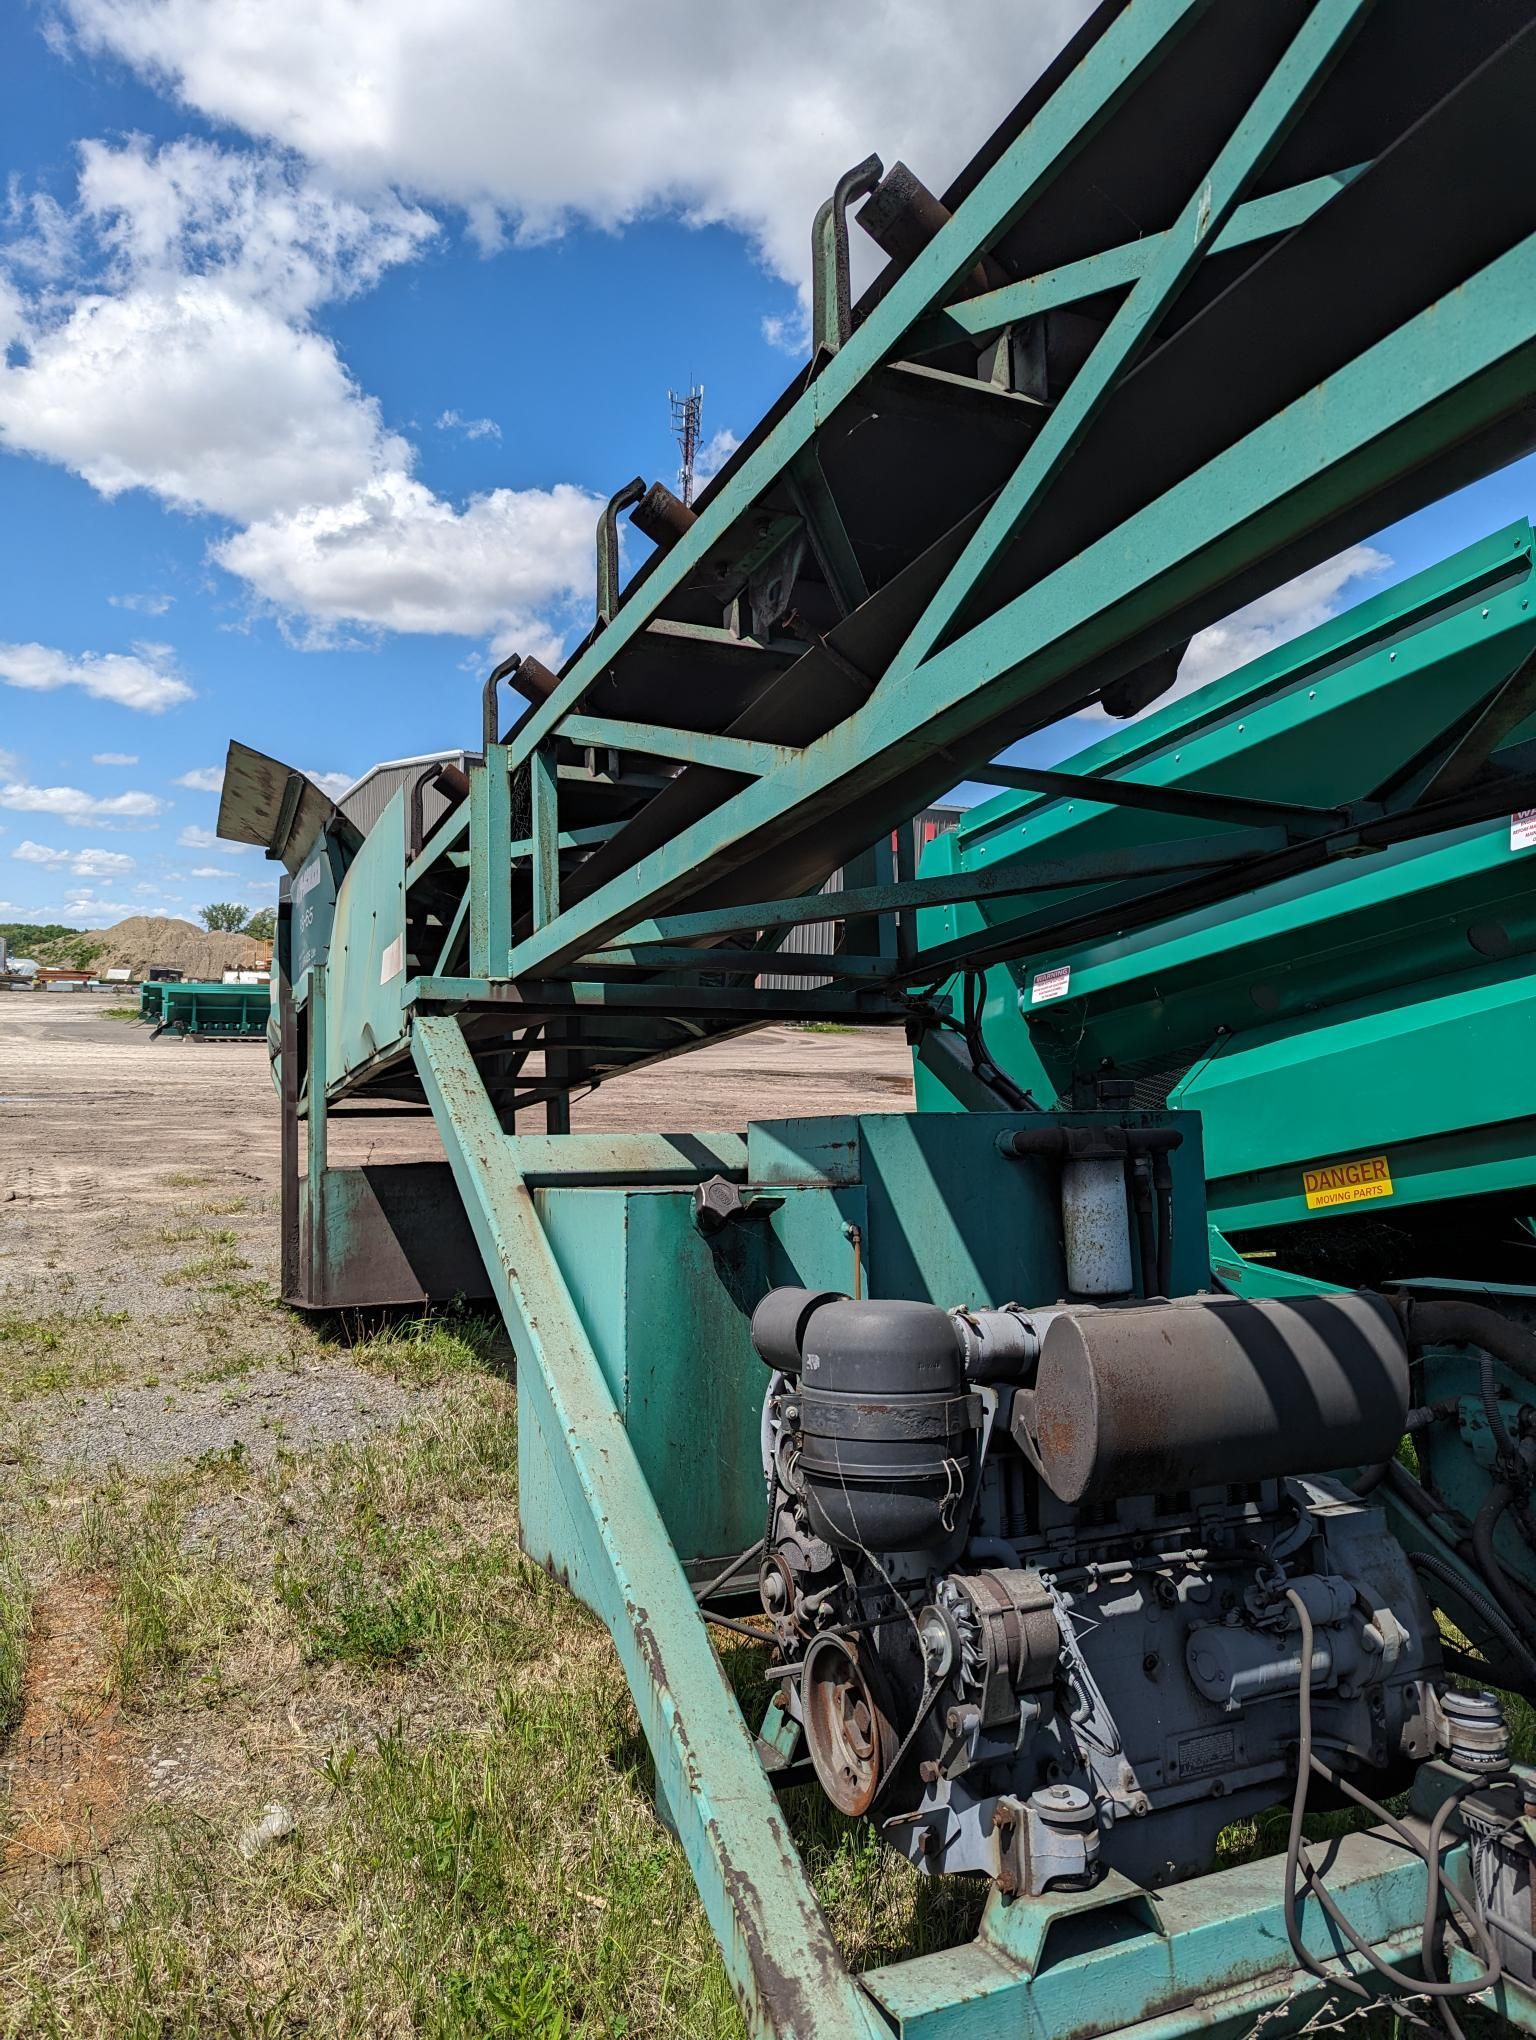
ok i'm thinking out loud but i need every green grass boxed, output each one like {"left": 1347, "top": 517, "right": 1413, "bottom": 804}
{"left": 0, "top": 1535, "right": 30, "bottom": 1736}
{"left": 346, "top": 1310, "right": 506, "bottom": 1389}
{"left": 100, "top": 1007, "right": 139, "bottom": 1022}
{"left": 0, "top": 1307, "right": 132, "bottom": 1400}
{"left": 162, "top": 1244, "right": 250, "bottom": 1287}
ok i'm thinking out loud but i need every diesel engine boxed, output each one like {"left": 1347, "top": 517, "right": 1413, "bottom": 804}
{"left": 751, "top": 1284, "right": 1446, "bottom": 1892}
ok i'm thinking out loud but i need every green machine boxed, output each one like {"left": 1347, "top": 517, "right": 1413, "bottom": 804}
{"left": 218, "top": 5, "right": 1536, "bottom": 2033}
{"left": 138, "top": 977, "right": 271, "bottom": 1038}
{"left": 913, "top": 517, "right": 1536, "bottom": 1290}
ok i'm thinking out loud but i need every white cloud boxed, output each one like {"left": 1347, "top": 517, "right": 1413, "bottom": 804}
{"left": 1, "top": 133, "right": 595, "bottom": 646}
{"left": 59, "top": 1, "right": 1089, "bottom": 301}
{"left": 108, "top": 590, "right": 173, "bottom": 613}
{"left": 92, "top": 751, "right": 140, "bottom": 765}
{"left": 0, "top": 639, "right": 192, "bottom": 712}
{"left": 1174, "top": 545, "right": 1394, "bottom": 698}
{"left": 0, "top": 781, "right": 162, "bottom": 826}
{"left": 175, "top": 765, "right": 225, "bottom": 791}
{"left": 179, "top": 822, "right": 254, "bottom": 850}
{"left": 12, "top": 839, "right": 136, "bottom": 877}
{"left": 217, "top": 472, "right": 595, "bottom": 644}
{"left": 305, "top": 768, "right": 353, "bottom": 797}
{"left": 437, "top": 408, "right": 499, "bottom": 442}
{"left": 693, "top": 426, "right": 739, "bottom": 491}
{"left": 187, "top": 862, "right": 232, "bottom": 875}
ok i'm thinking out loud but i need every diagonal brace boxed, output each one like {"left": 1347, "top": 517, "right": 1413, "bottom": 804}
{"left": 410, "top": 1015, "right": 884, "bottom": 2040}
{"left": 880, "top": 0, "right": 1374, "bottom": 688}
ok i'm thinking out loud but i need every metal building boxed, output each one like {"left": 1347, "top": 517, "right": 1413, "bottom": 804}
{"left": 339, "top": 752, "right": 476, "bottom": 842}
{"left": 756, "top": 805, "right": 964, "bottom": 989}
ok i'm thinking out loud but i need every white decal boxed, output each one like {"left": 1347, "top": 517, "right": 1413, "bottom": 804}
{"left": 1512, "top": 811, "right": 1536, "bottom": 852}
{"left": 1031, "top": 963, "right": 1072, "bottom": 1005}
{"left": 380, "top": 933, "right": 405, "bottom": 983}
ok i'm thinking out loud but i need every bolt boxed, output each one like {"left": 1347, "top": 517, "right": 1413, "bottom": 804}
{"left": 1142, "top": 1652, "right": 1160, "bottom": 1677}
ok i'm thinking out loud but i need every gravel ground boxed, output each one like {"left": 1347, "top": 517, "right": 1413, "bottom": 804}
{"left": 0, "top": 994, "right": 914, "bottom": 1466}
{"left": 28, "top": 1363, "right": 438, "bottom": 1474}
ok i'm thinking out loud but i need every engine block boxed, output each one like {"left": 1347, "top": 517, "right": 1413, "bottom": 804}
{"left": 753, "top": 1290, "right": 1443, "bottom": 1890}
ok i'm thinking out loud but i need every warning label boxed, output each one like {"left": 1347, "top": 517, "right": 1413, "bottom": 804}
{"left": 1303, "top": 1154, "right": 1393, "bottom": 1210}
{"left": 1512, "top": 811, "right": 1536, "bottom": 853}
{"left": 1031, "top": 963, "right": 1072, "bottom": 1005}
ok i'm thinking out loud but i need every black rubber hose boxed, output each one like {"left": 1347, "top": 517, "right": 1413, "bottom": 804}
{"left": 1472, "top": 1481, "right": 1536, "bottom": 1642}
{"left": 1397, "top": 1299, "right": 1536, "bottom": 1392}
{"left": 1408, "top": 1548, "right": 1536, "bottom": 1690}
{"left": 1152, "top": 1148, "right": 1173, "bottom": 1298}
{"left": 1131, "top": 1155, "right": 1158, "bottom": 1301}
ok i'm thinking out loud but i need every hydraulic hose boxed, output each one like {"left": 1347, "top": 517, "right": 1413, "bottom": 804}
{"left": 1395, "top": 1299, "right": 1536, "bottom": 1394}
{"left": 1471, "top": 1481, "right": 1536, "bottom": 1642}
{"left": 1407, "top": 1547, "right": 1536, "bottom": 1690}
{"left": 1281, "top": 1590, "right": 1505, "bottom": 2008}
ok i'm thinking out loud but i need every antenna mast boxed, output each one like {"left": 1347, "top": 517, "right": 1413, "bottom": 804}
{"left": 668, "top": 383, "right": 704, "bottom": 507}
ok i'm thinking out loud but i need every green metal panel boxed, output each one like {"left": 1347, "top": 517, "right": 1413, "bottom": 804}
{"left": 1176, "top": 958, "right": 1536, "bottom": 1229}
{"left": 860, "top": 1826, "right": 1536, "bottom": 2038}
{"left": 324, "top": 789, "right": 408, "bottom": 1085}
{"left": 527, "top": 1184, "right": 767, "bottom": 1580}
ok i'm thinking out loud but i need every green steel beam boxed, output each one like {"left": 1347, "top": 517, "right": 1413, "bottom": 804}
{"left": 492, "top": 1130, "right": 749, "bottom": 1184}
{"left": 404, "top": 975, "right": 908, "bottom": 1020}
{"left": 507, "top": 223, "right": 1536, "bottom": 978}
{"left": 875, "top": 0, "right": 1373, "bottom": 693}
{"left": 968, "top": 760, "right": 1345, "bottom": 833}
{"left": 410, "top": 1015, "right": 884, "bottom": 2040}
{"left": 530, "top": 742, "right": 560, "bottom": 932}
{"left": 304, "top": 964, "right": 327, "bottom": 1306}
{"left": 560, "top": 715, "right": 802, "bottom": 778}
{"left": 605, "top": 832, "right": 1282, "bottom": 951}
{"left": 469, "top": 745, "right": 513, "bottom": 977}
{"left": 578, "top": 946, "right": 892, "bottom": 980}
{"left": 504, "top": 0, "right": 1205, "bottom": 775}
{"left": 903, "top": 162, "right": 1367, "bottom": 356}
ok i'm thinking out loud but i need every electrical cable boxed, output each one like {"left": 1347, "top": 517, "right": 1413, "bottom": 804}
{"left": 961, "top": 969, "right": 1037, "bottom": 1110}
{"left": 1281, "top": 1589, "right": 1505, "bottom": 2009}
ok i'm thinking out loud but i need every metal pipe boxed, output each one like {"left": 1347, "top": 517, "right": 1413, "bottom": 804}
{"left": 1152, "top": 1145, "right": 1174, "bottom": 1298}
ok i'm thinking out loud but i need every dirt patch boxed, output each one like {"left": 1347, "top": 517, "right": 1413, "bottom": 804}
{"left": 67, "top": 914, "right": 272, "bottom": 981}
{"left": 2, "top": 1579, "right": 123, "bottom": 1882}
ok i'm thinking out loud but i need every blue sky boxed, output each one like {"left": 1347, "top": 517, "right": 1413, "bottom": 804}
{"left": 1, "top": 0, "right": 1533, "bottom": 930}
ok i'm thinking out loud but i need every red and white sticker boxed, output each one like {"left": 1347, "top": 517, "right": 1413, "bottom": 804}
{"left": 1031, "top": 963, "right": 1072, "bottom": 1005}
{"left": 1512, "top": 811, "right": 1536, "bottom": 853}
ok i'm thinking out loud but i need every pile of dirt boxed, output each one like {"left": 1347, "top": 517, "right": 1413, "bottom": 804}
{"left": 71, "top": 915, "right": 272, "bottom": 982}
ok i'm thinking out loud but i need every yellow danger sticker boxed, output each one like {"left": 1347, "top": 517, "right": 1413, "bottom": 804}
{"left": 1303, "top": 1154, "right": 1393, "bottom": 1210}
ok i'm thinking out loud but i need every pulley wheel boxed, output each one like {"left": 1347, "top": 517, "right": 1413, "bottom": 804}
{"left": 801, "top": 1632, "right": 897, "bottom": 1816}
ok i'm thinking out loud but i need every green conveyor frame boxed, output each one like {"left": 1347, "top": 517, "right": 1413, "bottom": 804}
{"left": 914, "top": 518, "right": 1536, "bottom": 1283}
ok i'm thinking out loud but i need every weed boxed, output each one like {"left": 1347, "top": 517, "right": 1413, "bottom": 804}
{"left": 348, "top": 1308, "right": 505, "bottom": 1388}
{"left": 162, "top": 1247, "right": 250, "bottom": 1287}
{"left": 0, "top": 1535, "right": 29, "bottom": 1735}
{"left": 100, "top": 1007, "right": 139, "bottom": 1022}
{"left": 0, "top": 1308, "right": 131, "bottom": 1400}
